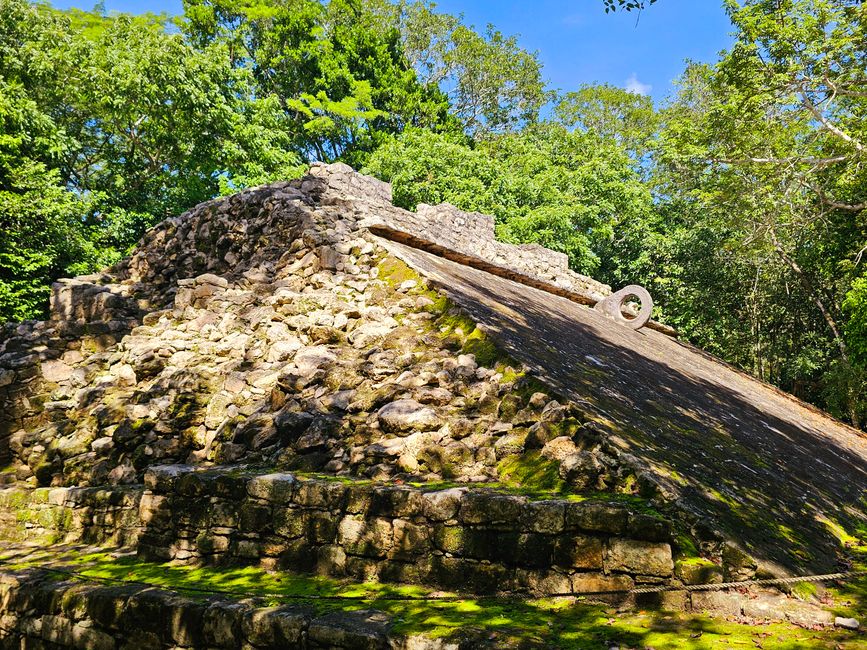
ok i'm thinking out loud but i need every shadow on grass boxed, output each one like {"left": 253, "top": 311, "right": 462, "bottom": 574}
{"left": 2, "top": 546, "right": 863, "bottom": 649}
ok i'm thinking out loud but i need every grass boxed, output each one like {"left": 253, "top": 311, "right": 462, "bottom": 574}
{"left": 0, "top": 546, "right": 862, "bottom": 648}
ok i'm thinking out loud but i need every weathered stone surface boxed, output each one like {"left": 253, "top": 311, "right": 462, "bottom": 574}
{"left": 565, "top": 502, "right": 629, "bottom": 535}
{"left": 377, "top": 399, "right": 442, "bottom": 433}
{"left": 247, "top": 473, "right": 297, "bottom": 503}
{"left": 605, "top": 539, "right": 673, "bottom": 577}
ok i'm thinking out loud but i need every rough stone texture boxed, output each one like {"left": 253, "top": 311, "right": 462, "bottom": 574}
{"left": 0, "top": 568, "right": 464, "bottom": 650}
{"left": 359, "top": 202, "right": 613, "bottom": 306}
{"left": 0, "top": 163, "right": 637, "bottom": 498}
{"left": 383, "top": 240, "right": 867, "bottom": 576}
{"left": 0, "top": 159, "right": 863, "bottom": 597}
{"left": 0, "top": 467, "right": 676, "bottom": 597}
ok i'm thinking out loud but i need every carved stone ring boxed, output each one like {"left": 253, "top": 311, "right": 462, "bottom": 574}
{"left": 593, "top": 285, "right": 653, "bottom": 330}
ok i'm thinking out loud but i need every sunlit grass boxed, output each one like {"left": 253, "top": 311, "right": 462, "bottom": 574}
{"left": 0, "top": 546, "right": 863, "bottom": 648}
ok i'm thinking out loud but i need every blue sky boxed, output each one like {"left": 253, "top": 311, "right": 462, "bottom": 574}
{"left": 51, "top": 0, "right": 735, "bottom": 103}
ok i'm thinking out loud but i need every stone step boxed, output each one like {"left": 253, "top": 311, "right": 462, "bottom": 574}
{"left": 0, "top": 566, "right": 444, "bottom": 650}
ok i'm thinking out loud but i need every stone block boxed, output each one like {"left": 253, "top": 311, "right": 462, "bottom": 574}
{"left": 246, "top": 473, "right": 297, "bottom": 504}
{"left": 514, "top": 569, "right": 572, "bottom": 596}
{"left": 460, "top": 492, "right": 526, "bottom": 525}
{"left": 605, "top": 539, "right": 673, "bottom": 577}
{"left": 337, "top": 515, "right": 393, "bottom": 558}
{"left": 432, "top": 525, "right": 464, "bottom": 554}
{"left": 273, "top": 507, "right": 305, "bottom": 539}
{"left": 242, "top": 605, "right": 310, "bottom": 647}
{"left": 523, "top": 500, "right": 565, "bottom": 534}
{"left": 143, "top": 465, "right": 191, "bottom": 492}
{"left": 202, "top": 601, "right": 249, "bottom": 647}
{"left": 571, "top": 572, "right": 634, "bottom": 596}
{"left": 421, "top": 488, "right": 465, "bottom": 521}
{"left": 344, "top": 484, "right": 373, "bottom": 514}
{"left": 389, "top": 519, "right": 430, "bottom": 561}
{"left": 690, "top": 591, "right": 743, "bottom": 617}
{"left": 553, "top": 535, "right": 604, "bottom": 569}
{"left": 675, "top": 559, "right": 723, "bottom": 585}
{"left": 430, "top": 557, "right": 511, "bottom": 594}
{"left": 305, "top": 510, "right": 339, "bottom": 544}
{"left": 565, "top": 501, "right": 629, "bottom": 535}
{"left": 293, "top": 480, "right": 347, "bottom": 509}
{"left": 308, "top": 609, "right": 390, "bottom": 650}
{"left": 369, "top": 486, "right": 425, "bottom": 518}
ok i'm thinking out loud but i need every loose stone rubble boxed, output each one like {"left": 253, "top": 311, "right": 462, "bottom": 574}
{"left": 0, "top": 163, "right": 643, "bottom": 494}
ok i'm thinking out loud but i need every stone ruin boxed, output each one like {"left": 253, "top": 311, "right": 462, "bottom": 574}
{"left": 0, "top": 163, "right": 864, "bottom": 648}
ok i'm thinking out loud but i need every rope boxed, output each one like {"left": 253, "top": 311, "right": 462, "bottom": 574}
{"left": 1, "top": 558, "right": 864, "bottom": 602}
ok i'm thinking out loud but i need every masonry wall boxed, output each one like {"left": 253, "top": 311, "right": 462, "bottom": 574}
{"left": 0, "top": 467, "right": 676, "bottom": 601}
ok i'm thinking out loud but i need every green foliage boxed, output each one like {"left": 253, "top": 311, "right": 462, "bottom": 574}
{"left": 380, "top": 1, "right": 549, "bottom": 135}
{"left": 364, "top": 125, "right": 655, "bottom": 285}
{"left": 603, "top": 0, "right": 659, "bottom": 12}
{"left": 555, "top": 83, "right": 658, "bottom": 162}
{"left": 2, "top": 547, "right": 860, "bottom": 648}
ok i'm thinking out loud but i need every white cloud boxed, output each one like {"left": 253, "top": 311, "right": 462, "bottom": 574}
{"left": 625, "top": 73, "right": 652, "bottom": 95}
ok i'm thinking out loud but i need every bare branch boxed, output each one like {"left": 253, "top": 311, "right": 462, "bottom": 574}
{"left": 800, "top": 91, "right": 866, "bottom": 153}
{"left": 711, "top": 155, "right": 849, "bottom": 166}
{"left": 799, "top": 178, "right": 867, "bottom": 212}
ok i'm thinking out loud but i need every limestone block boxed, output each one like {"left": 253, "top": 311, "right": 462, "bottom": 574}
{"left": 606, "top": 539, "right": 673, "bottom": 577}
{"left": 564, "top": 501, "right": 629, "bottom": 535}
{"left": 293, "top": 480, "right": 347, "bottom": 509}
{"left": 377, "top": 399, "right": 442, "bottom": 434}
{"left": 307, "top": 609, "right": 390, "bottom": 650}
{"left": 242, "top": 606, "right": 309, "bottom": 647}
{"left": 459, "top": 492, "right": 527, "bottom": 525}
{"left": 369, "top": 486, "right": 425, "bottom": 518}
{"left": 202, "top": 601, "right": 249, "bottom": 647}
{"left": 143, "top": 465, "right": 192, "bottom": 492}
{"left": 514, "top": 569, "right": 572, "bottom": 596}
{"left": 390, "top": 518, "right": 430, "bottom": 561}
{"left": 337, "top": 515, "right": 393, "bottom": 558}
{"left": 571, "top": 572, "right": 634, "bottom": 595}
{"left": 553, "top": 535, "right": 604, "bottom": 570}
{"left": 523, "top": 500, "right": 565, "bottom": 534}
{"left": 246, "top": 473, "right": 297, "bottom": 504}
{"left": 41, "top": 360, "right": 74, "bottom": 383}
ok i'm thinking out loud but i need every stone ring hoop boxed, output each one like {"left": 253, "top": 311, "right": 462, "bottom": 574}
{"left": 593, "top": 284, "right": 653, "bottom": 330}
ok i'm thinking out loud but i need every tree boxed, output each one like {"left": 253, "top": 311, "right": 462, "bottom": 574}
{"left": 0, "top": 0, "right": 302, "bottom": 320}
{"left": 648, "top": 1, "right": 867, "bottom": 422}
{"left": 181, "top": 0, "right": 454, "bottom": 165}
{"left": 374, "top": 1, "right": 549, "bottom": 135}
{"left": 555, "top": 84, "right": 658, "bottom": 165}
{"left": 364, "top": 124, "right": 654, "bottom": 284}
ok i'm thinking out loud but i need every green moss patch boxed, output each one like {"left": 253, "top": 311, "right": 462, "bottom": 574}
{"left": 0, "top": 547, "right": 861, "bottom": 648}
{"left": 497, "top": 451, "right": 567, "bottom": 494}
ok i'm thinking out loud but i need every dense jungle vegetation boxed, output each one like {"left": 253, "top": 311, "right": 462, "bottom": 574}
{"left": 1, "top": 0, "right": 866, "bottom": 428}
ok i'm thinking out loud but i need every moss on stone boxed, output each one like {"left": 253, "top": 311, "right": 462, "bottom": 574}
{"left": 0, "top": 549, "right": 859, "bottom": 648}
{"left": 497, "top": 451, "right": 567, "bottom": 494}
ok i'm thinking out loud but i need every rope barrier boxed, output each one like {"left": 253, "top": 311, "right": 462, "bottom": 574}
{"left": 1, "top": 558, "right": 864, "bottom": 602}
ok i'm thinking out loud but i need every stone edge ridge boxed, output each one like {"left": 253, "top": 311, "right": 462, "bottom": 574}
{"left": 310, "top": 162, "right": 675, "bottom": 337}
